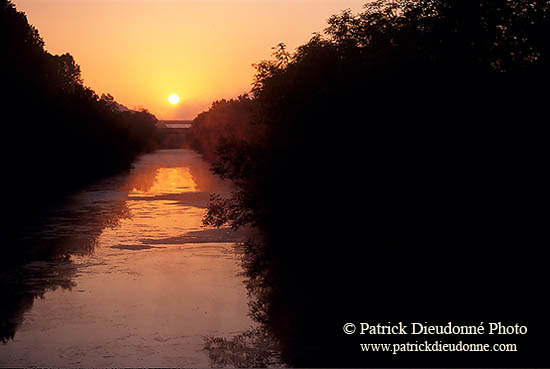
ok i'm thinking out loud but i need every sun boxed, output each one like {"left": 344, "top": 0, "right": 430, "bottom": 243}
{"left": 168, "top": 94, "right": 180, "bottom": 105}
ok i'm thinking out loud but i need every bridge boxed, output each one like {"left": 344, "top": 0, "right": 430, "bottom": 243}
{"left": 157, "top": 120, "right": 192, "bottom": 148}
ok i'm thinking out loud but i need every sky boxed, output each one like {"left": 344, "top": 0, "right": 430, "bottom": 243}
{"left": 14, "top": 0, "right": 368, "bottom": 119}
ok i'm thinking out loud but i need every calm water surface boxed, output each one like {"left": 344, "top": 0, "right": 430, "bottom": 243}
{"left": 0, "top": 149, "right": 254, "bottom": 367}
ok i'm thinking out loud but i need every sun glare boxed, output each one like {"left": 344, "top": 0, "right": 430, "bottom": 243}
{"left": 168, "top": 94, "right": 180, "bottom": 105}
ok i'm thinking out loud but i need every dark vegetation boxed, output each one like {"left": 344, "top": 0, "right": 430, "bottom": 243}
{"left": 1, "top": 0, "right": 159, "bottom": 263}
{"left": 193, "top": 0, "right": 548, "bottom": 366}
{"left": 188, "top": 95, "right": 258, "bottom": 163}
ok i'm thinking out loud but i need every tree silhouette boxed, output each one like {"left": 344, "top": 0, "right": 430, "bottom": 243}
{"left": 1, "top": 0, "right": 160, "bottom": 259}
{"left": 195, "top": 0, "right": 549, "bottom": 366}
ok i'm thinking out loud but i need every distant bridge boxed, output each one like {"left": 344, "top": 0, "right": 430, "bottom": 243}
{"left": 157, "top": 120, "right": 192, "bottom": 148}
{"left": 157, "top": 120, "right": 191, "bottom": 132}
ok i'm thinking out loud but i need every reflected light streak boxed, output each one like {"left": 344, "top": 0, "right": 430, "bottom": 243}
{"left": 129, "top": 168, "right": 199, "bottom": 197}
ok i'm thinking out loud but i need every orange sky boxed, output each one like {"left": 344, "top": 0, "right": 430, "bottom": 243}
{"left": 15, "top": 0, "right": 367, "bottom": 119}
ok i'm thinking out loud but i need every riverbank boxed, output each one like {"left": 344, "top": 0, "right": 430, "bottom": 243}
{"left": 3, "top": 0, "right": 161, "bottom": 260}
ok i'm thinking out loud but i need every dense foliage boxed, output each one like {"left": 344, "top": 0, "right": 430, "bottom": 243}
{"left": 1, "top": 0, "right": 159, "bottom": 251}
{"left": 187, "top": 95, "right": 258, "bottom": 163}
{"left": 195, "top": 0, "right": 548, "bottom": 366}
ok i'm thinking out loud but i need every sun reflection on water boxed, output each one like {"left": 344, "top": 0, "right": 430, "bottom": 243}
{"left": 0, "top": 150, "right": 253, "bottom": 367}
{"left": 129, "top": 167, "right": 199, "bottom": 197}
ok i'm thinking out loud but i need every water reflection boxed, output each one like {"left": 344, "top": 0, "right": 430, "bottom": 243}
{"left": 204, "top": 327, "right": 282, "bottom": 367}
{"left": 1, "top": 261, "right": 76, "bottom": 343}
{"left": 1, "top": 199, "right": 130, "bottom": 343}
{"left": 130, "top": 168, "right": 198, "bottom": 196}
{"left": 0, "top": 149, "right": 253, "bottom": 367}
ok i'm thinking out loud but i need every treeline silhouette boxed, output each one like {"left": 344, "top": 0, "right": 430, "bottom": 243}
{"left": 192, "top": 1, "right": 548, "bottom": 367}
{"left": 1, "top": 0, "right": 159, "bottom": 262}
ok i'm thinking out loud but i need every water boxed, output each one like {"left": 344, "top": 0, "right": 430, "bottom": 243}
{"left": 0, "top": 149, "right": 254, "bottom": 367}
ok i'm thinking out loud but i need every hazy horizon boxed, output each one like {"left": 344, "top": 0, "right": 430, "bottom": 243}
{"left": 14, "top": 0, "right": 368, "bottom": 120}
